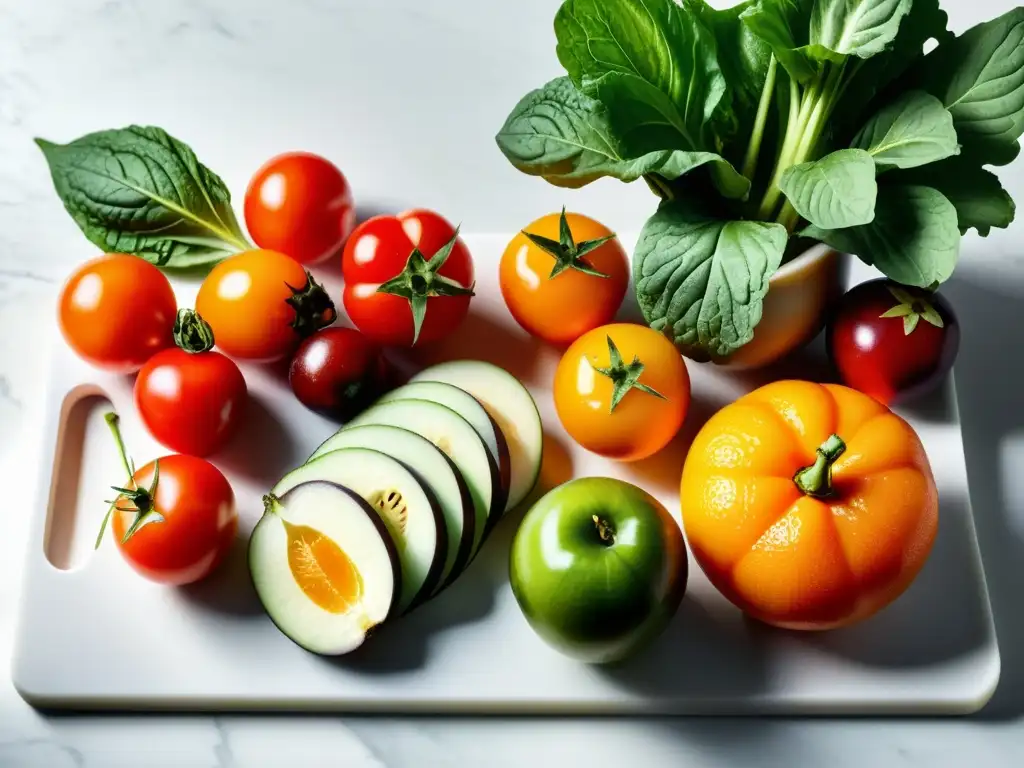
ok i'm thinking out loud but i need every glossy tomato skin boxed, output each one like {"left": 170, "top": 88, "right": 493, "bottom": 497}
{"left": 342, "top": 209, "right": 474, "bottom": 346}
{"left": 135, "top": 348, "right": 247, "bottom": 456}
{"left": 501, "top": 212, "right": 628, "bottom": 345}
{"left": 196, "top": 249, "right": 336, "bottom": 362}
{"left": 554, "top": 323, "right": 691, "bottom": 461}
{"left": 826, "top": 279, "right": 960, "bottom": 405}
{"left": 112, "top": 455, "right": 237, "bottom": 586}
{"left": 289, "top": 326, "right": 391, "bottom": 420}
{"left": 244, "top": 152, "right": 355, "bottom": 266}
{"left": 58, "top": 254, "right": 177, "bottom": 373}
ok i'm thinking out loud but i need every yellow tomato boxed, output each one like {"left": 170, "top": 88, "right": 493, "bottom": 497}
{"left": 554, "top": 323, "right": 691, "bottom": 461}
{"left": 500, "top": 210, "right": 628, "bottom": 345}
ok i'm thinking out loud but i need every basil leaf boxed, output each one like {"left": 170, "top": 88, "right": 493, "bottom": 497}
{"left": 554, "top": 0, "right": 749, "bottom": 198}
{"left": 741, "top": 0, "right": 823, "bottom": 84}
{"left": 494, "top": 77, "right": 744, "bottom": 189}
{"left": 896, "top": 157, "right": 1016, "bottom": 236}
{"left": 779, "top": 148, "right": 877, "bottom": 228}
{"left": 804, "top": 184, "right": 960, "bottom": 287}
{"left": 851, "top": 90, "right": 960, "bottom": 171}
{"left": 35, "top": 126, "right": 249, "bottom": 269}
{"left": 633, "top": 200, "right": 787, "bottom": 360}
{"left": 810, "top": 0, "right": 913, "bottom": 60}
{"left": 911, "top": 7, "right": 1024, "bottom": 167}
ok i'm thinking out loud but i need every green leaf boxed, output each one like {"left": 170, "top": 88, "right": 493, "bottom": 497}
{"left": 851, "top": 90, "right": 960, "bottom": 171}
{"left": 554, "top": 0, "right": 749, "bottom": 198}
{"left": 804, "top": 184, "right": 960, "bottom": 287}
{"left": 741, "top": 0, "right": 822, "bottom": 84}
{"left": 35, "top": 126, "right": 250, "bottom": 269}
{"left": 896, "top": 156, "right": 1016, "bottom": 236}
{"left": 633, "top": 200, "right": 788, "bottom": 360}
{"left": 779, "top": 148, "right": 877, "bottom": 228}
{"left": 494, "top": 77, "right": 748, "bottom": 193}
{"left": 910, "top": 7, "right": 1024, "bottom": 167}
{"left": 810, "top": 0, "right": 913, "bottom": 60}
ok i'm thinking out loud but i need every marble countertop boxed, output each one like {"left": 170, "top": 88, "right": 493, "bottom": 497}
{"left": 2, "top": 0, "right": 1023, "bottom": 765}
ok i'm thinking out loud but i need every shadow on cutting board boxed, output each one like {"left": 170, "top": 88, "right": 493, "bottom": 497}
{"left": 323, "top": 433, "right": 575, "bottom": 674}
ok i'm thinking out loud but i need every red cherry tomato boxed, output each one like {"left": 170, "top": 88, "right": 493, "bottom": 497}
{"left": 102, "top": 414, "right": 237, "bottom": 586}
{"left": 135, "top": 311, "right": 248, "bottom": 456}
{"left": 244, "top": 152, "right": 355, "bottom": 265}
{"left": 289, "top": 326, "right": 391, "bottom": 420}
{"left": 341, "top": 209, "right": 474, "bottom": 346}
{"left": 58, "top": 254, "right": 177, "bottom": 373}
{"left": 826, "top": 279, "right": 960, "bottom": 405}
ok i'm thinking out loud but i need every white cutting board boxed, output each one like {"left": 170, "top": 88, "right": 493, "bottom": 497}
{"left": 10, "top": 235, "right": 1000, "bottom": 714}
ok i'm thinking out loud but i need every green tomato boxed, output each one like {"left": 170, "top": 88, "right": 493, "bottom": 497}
{"left": 509, "top": 477, "right": 688, "bottom": 664}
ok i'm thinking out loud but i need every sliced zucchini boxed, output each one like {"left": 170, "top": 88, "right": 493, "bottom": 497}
{"left": 311, "top": 424, "right": 474, "bottom": 593}
{"left": 249, "top": 481, "right": 400, "bottom": 656}
{"left": 273, "top": 448, "right": 445, "bottom": 613}
{"left": 412, "top": 360, "right": 543, "bottom": 512}
{"left": 377, "top": 381, "right": 511, "bottom": 506}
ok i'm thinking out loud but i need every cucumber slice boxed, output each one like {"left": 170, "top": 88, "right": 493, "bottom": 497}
{"left": 311, "top": 424, "right": 474, "bottom": 593}
{"left": 273, "top": 448, "right": 446, "bottom": 613}
{"left": 315, "top": 399, "right": 498, "bottom": 559}
{"left": 249, "top": 481, "right": 400, "bottom": 656}
{"left": 412, "top": 360, "right": 543, "bottom": 512}
{"left": 377, "top": 381, "right": 511, "bottom": 506}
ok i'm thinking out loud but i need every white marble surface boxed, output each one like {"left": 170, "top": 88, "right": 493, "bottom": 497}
{"left": 1, "top": 0, "right": 1023, "bottom": 765}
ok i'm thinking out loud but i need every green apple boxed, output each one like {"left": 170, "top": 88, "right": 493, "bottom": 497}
{"left": 509, "top": 477, "right": 687, "bottom": 663}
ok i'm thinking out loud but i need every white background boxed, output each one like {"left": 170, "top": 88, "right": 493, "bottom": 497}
{"left": 0, "top": 0, "right": 1022, "bottom": 765}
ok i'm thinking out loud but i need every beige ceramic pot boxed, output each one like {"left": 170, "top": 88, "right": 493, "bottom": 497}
{"left": 720, "top": 243, "right": 849, "bottom": 370}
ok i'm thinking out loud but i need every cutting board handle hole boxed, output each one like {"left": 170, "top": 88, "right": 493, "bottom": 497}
{"left": 43, "top": 385, "right": 116, "bottom": 572}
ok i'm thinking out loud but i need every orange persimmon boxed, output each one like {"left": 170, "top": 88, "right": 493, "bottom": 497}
{"left": 680, "top": 380, "right": 938, "bottom": 631}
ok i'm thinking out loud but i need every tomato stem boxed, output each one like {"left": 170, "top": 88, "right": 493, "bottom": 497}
{"left": 520, "top": 207, "right": 615, "bottom": 280}
{"left": 591, "top": 335, "right": 667, "bottom": 413}
{"left": 95, "top": 412, "right": 165, "bottom": 548}
{"left": 794, "top": 434, "right": 846, "bottom": 499}
{"left": 173, "top": 308, "right": 216, "bottom": 354}
{"left": 285, "top": 272, "right": 338, "bottom": 339}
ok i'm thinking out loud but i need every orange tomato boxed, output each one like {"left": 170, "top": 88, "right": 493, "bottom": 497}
{"left": 500, "top": 210, "right": 628, "bottom": 345}
{"left": 680, "top": 380, "right": 938, "bottom": 630}
{"left": 195, "top": 249, "right": 336, "bottom": 362}
{"left": 58, "top": 254, "right": 177, "bottom": 373}
{"left": 554, "top": 323, "right": 690, "bottom": 461}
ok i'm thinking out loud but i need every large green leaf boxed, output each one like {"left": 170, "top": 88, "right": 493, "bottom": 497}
{"left": 896, "top": 157, "right": 1016, "bottom": 236}
{"left": 633, "top": 200, "right": 788, "bottom": 360}
{"left": 810, "top": 0, "right": 913, "bottom": 60}
{"left": 851, "top": 90, "right": 960, "bottom": 171}
{"left": 779, "top": 148, "right": 877, "bottom": 228}
{"left": 494, "top": 77, "right": 745, "bottom": 190}
{"left": 804, "top": 184, "right": 960, "bottom": 287}
{"left": 911, "top": 7, "right": 1024, "bottom": 167}
{"left": 35, "top": 126, "right": 249, "bottom": 269}
{"left": 554, "top": 0, "right": 751, "bottom": 198}
{"left": 740, "top": 0, "right": 822, "bottom": 84}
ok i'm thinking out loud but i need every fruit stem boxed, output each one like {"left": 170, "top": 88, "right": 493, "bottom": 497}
{"left": 592, "top": 515, "right": 616, "bottom": 546}
{"left": 263, "top": 493, "right": 281, "bottom": 516}
{"left": 173, "top": 308, "right": 216, "bottom": 354}
{"left": 105, "top": 412, "right": 135, "bottom": 482}
{"left": 794, "top": 434, "right": 846, "bottom": 499}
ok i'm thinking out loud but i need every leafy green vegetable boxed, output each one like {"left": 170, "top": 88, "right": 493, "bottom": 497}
{"left": 36, "top": 125, "right": 250, "bottom": 269}
{"left": 851, "top": 90, "right": 960, "bottom": 170}
{"left": 634, "top": 200, "right": 787, "bottom": 359}
{"left": 779, "top": 148, "right": 877, "bottom": 228}
{"left": 497, "top": 0, "right": 1024, "bottom": 361}
{"left": 805, "top": 184, "right": 960, "bottom": 287}
{"left": 810, "top": 0, "right": 912, "bottom": 60}
{"left": 897, "top": 156, "right": 1016, "bottom": 235}
{"left": 495, "top": 77, "right": 749, "bottom": 192}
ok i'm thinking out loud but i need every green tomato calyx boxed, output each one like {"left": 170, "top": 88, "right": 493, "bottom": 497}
{"left": 592, "top": 335, "right": 667, "bottom": 413}
{"left": 173, "top": 308, "right": 215, "bottom": 354}
{"left": 880, "top": 285, "right": 945, "bottom": 336}
{"left": 96, "top": 412, "right": 166, "bottom": 549}
{"left": 286, "top": 271, "right": 338, "bottom": 340}
{"left": 521, "top": 207, "right": 615, "bottom": 280}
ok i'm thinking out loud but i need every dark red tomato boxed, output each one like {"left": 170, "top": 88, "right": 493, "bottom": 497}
{"left": 244, "top": 152, "right": 355, "bottom": 266}
{"left": 341, "top": 209, "right": 474, "bottom": 346}
{"left": 135, "top": 311, "right": 247, "bottom": 456}
{"left": 826, "top": 279, "right": 960, "bottom": 405}
{"left": 289, "top": 326, "right": 391, "bottom": 420}
{"left": 101, "top": 413, "right": 237, "bottom": 586}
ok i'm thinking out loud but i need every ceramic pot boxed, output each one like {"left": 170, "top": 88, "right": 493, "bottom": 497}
{"left": 720, "top": 243, "right": 849, "bottom": 370}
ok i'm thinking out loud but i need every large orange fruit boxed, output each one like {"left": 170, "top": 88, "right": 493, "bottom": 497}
{"left": 680, "top": 380, "right": 938, "bottom": 630}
